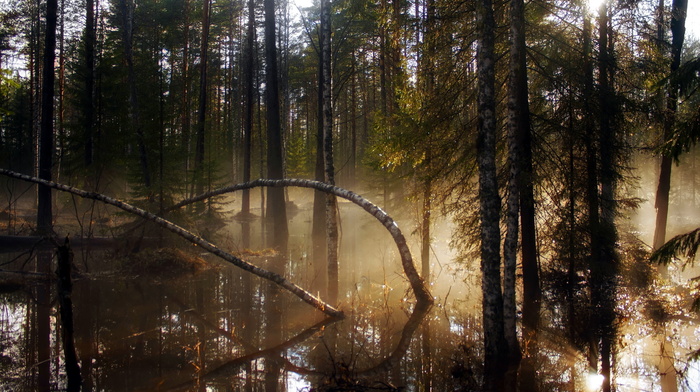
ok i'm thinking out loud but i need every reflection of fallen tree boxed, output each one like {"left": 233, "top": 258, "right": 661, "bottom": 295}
{"left": 164, "top": 316, "right": 338, "bottom": 392}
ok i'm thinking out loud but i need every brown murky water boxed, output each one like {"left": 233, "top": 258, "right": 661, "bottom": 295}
{"left": 1, "top": 189, "right": 700, "bottom": 391}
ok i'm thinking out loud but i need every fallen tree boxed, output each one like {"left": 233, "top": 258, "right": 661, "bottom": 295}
{"left": 170, "top": 178, "right": 433, "bottom": 304}
{"left": 0, "top": 169, "right": 433, "bottom": 317}
{"left": 0, "top": 169, "right": 342, "bottom": 318}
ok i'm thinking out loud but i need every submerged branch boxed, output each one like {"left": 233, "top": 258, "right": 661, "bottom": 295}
{"left": 0, "top": 169, "right": 343, "bottom": 318}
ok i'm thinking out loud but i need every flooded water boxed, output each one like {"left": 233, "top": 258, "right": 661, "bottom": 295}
{"left": 1, "top": 188, "right": 700, "bottom": 391}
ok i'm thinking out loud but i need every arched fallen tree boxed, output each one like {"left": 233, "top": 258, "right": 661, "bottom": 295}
{"left": 0, "top": 169, "right": 433, "bottom": 318}
{"left": 170, "top": 178, "right": 433, "bottom": 304}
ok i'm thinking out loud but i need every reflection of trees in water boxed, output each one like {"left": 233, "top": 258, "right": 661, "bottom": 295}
{"left": 3, "top": 250, "right": 700, "bottom": 390}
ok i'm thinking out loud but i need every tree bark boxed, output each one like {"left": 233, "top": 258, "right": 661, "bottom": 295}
{"left": 476, "top": 0, "right": 508, "bottom": 387}
{"left": 507, "top": 0, "right": 539, "bottom": 387}
{"left": 653, "top": 0, "right": 688, "bottom": 251}
{"left": 312, "top": 23, "right": 328, "bottom": 298}
{"left": 83, "top": 0, "right": 96, "bottom": 167}
{"left": 37, "top": 0, "right": 58, "bottom": 234}
{"left": 596, "top": 6, "right": 618, "bottom": 391}
{"left": 264, "top": 0, "right": 288, "bottom": 250}
{"left": 321, "top": 0, "right": 339, "bottom": 305}
{"left": 120, "top": 0, "right": 151, "bottom": 190}
{"left": 193, "top": 0, "right": 211, "bottom": 208}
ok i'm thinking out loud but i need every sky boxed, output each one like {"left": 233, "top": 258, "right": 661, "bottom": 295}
{"left": 688, "top": 0, "right": 699, "bottom": 40}
{"left": 290, "top": 0, "right": 700, "bottom": 42}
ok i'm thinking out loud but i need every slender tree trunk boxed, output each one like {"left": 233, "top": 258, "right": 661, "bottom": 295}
{"left": 264, "top": 0, "right": 288, "bottom": 249}
{"left": 57, "top": 0, "right": 65, "bottom": 176}
{"left": 504, "top": 0, "right": 523, "bottom": 385}
{"left": 507, "top": 0, "right": 539, "bottom": 387}
{"left": 263, "top": 0, "right": 287, "bottom": 388}
{"left": 653, "top": 1, "right": 687, "bottom": 390}
{"left": 476, "top": 0, "right": 507, "bottom": 388}
{"left": 193, "top": 0, "right": 211, "bottom": 210}
{"left": 596, "top": 6, "right": 618, "bottom": 391}
{"left": 84, "top": 0, "right": 96, "bottom": 167}
{"left": 37, "top": 0, "right": 58, "bottom": 234}
{"left": 182, "top": 0, "right": 191, "bottom": 176}
{"left": 242, "top": 0, "right": 255, "bottom": 247}
{"left": 582, "top": 12, "right": 601, "bottom": 376}
{"left": 653, "top": 0, "right": 688, "bottom": 250}
{"left": 312, "top": 24, "right": 327, "bottom": 298}
{"left": 321, "top": 0, "right": 339, "bottom": 305}
{"left": 120, "top": 0, "right": 151, "bottom": 190}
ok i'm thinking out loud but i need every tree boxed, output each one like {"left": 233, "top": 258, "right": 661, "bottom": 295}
{"left": 37, "top": 0, "right": 59, "bottom": 234}
{"left": 119, "top": 0, "right": 151, "bottom": 191}
{"left": 476, "top": 0, "right": 508, "bottom": 388}
{"left": 241, "top": 0, "right": 255, "bottom": 246}
{"left": 193, "top": 0, "right": 211, "bottom": 209}
{"left": 264, "top": 0, "right": 288, "bottom": 249}
{"left": 507, "top": 0, "right": 540, "bottom": 387}
{"left": 321, "top": 0, "right": 339, "bottom": 305}
{"left": 653, "top": 0, "right": 689, "bottom": 250}
{"left": 82, "top": 0, "right": 97, "bottom": 167}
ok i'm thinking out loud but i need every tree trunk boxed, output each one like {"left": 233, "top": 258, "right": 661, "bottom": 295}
{"left": 241, "top": 0, "right": 255, "bottom": 247}
{"left": 263, "top": 1, "right": 287, "bottom": 388}
{"left": 596, "top": 6, "right": 618, "bottom": 391}
{"left": 264, "top": 0, "right": 288, "bottom": 250}
{"left": 120, "top": 0, "right": 151, "bottom": 190}
{"left": 504, "top": 0, "right": 523, "bottom": 385}
{"left": 83, "top": 0, "right": 96, "bottom": 167}
{"left": 37, "top": 0, "right": 58, "bottom": 234}
{"left": 507, "top": 0, "right": 539, "bottom": 387}
{"left": 181, "top": 0, "right": 191, "bottom": 176}
{"left": 653, "top": 1, "right": 687, "bottom": 390}
{"left": 313, "top": 24, "right": 328, "bottom": 298}
{"left": 321, "top": 0, "right": 339, "bottom": 305}
{"left": 653, "top": 0, "right": 688, "bottom": 251}
{"left": 193, "top": 0, "right": 211, "bottom": 210}
{"left": 476, "top": 0, "right": 507, "bottom": 388}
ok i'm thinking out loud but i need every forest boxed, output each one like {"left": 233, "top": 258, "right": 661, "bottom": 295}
{"left": 0, "top": 0, "right": 700, "bottom": 390}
